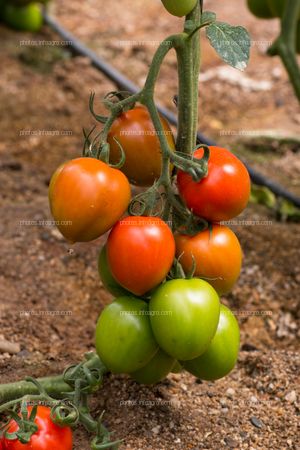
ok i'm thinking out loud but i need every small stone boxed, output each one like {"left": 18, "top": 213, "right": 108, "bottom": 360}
{"left": 221, "top": 408, "right": 229, "bottom": 414}
{"left": 220, "top": 398, "right": 227, "bottom": 407}
{"left": 226, "top": 388, "right": 235, "bottom": 398}
{"left": 152, "top": 425, "right": 161, "bottom": 434}
{"left": 224, "top": 437, "right": 238, "bottom": 448}
{"left": 207, "top": 391, "right": 214, "bottom": 398}
{"left": 250, "top": 416, "right": 263, "bottom": 429}
{"left": 181, "top": 383, "right": 188, "bottom": 391}
{"left": 250, "top": 396, "right": 258, "bottom": 404}
{"left": 284, "top": 391, "right": 297, "bottom": 403}
{"left": 287, "top": 439, "right": 293, "bottom": 447}
{"left": 174, "top": 438, "right": 181, "bottom": 443}
{"left": 241, "top": 343, "right": 258, "bottom": 352}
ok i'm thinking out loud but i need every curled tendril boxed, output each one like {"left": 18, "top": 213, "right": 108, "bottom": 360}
{"left": 107, "top": 138, "right": 126, "bottom": 169}
{"left": 170, "top": 144, "right": 210, "bottom": 182}
{"left": 91, "top": 414, "right": 123, "bottom": 450}
{"left": 89, "top": 93, "right": 109, "bottom": 124}
{"left": 51, "top": 402, "right": 79, "bottom": 427}
{"left": 128, "top": 184, "right": 164, "bottom": 217}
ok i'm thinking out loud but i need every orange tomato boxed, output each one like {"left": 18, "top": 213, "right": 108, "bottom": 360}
{"left": 49, "top": 157, "right": 131, "bottom": 242}
{"left": 175, "top": 224, "right": 242, "bottom": 295}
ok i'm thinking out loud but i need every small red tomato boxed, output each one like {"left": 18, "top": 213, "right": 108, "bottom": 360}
{"left": 49, "top": 157, "right": 131, "bottom": 242}
{"left": 107, "top": 216, "right": 175, "bottom": 295}
{"left": 3, "top": 406, "right": 73, "bottom": 450}
{"left": 177, "top": 146, "right": 251, "bottom": 222}
{"left": 175, "top": 224, "right": 242, "bottom": 295}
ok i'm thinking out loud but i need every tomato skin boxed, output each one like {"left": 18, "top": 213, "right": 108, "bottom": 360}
{"left": 98, "top": 245, "right": 130, "bottom": 297}
{"left": 3, "top": 3, "right": 43, "bottom": 32}
{"left": 107, "top": 216, "right": 175, "bottom": 296}
{"left": 131, "top": 349, "right": 175, "bottom": 385}
{"left": 49, "top": 157, "right": 131, "bottom": 243}
{"left": 177, "top": 146, "right": 251, "bottom": 222}
{"left": 247, "top": 0, "right": 274, "bottom": 18}
{"left": 95, "top": 297, "right": 158, "bottom": 373}
{"left": 161, "top": 0, "right": 197, "bottom": 17}
{"left": 149, "top": 279, "right": 220, "bottom": 361}
{"left": 108, "top": 106, "right": 175, "bottom": 187}
{"left": 175, "top": 225, "right": 242, "bottom": 296}
{"left": 183, "top": 304, "right": 240, "bottom": 380}
{"left": 171, "top": 361, "right": 183, "bottom": 373}
{"left": 3, "top": 406, "right": 72, "bottom": 450}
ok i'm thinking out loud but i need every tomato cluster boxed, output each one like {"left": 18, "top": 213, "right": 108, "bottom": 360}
{"left": 48, "top": 105, "right": 249, "bottom": 384}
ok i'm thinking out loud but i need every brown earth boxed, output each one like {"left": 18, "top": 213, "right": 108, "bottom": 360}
{"left": 0, "top": 0, "right": 299, "bottom": 449}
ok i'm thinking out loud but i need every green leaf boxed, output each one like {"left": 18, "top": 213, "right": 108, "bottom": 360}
{"left": 206, "top": 22, "right": 250, "bottom": 70}
{"left": 201, "top": 11, "right": 216, "bottom": 25}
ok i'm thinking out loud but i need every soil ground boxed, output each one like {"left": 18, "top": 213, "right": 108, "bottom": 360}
{"left": 0, "top": 1, "right": 299, "bottom": 449}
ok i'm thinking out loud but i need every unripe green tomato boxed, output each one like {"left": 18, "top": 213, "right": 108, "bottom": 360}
{"left": 183, "top": 305, "right": 240, "bottom": 381}
{"left": 95, "top": 297, "right": 158, "bottom": 374}
{"left": 3, "top": 3, "right": 43, "bottom": 32}
{"left": 247, "top": 0, "right": 274, "bottom": 18}
{"left": 131, "top": 349, "right": 175, "bottom": 385}
{"left": 161, "top": 0, "right": 197, "bottom": 17}
{"left": 149, "top": 278, "right": 220, "bottom": 361}
{"left": 98, "top": 246, "right": 131, "bottom": 298}
{"left": 171, "top": 361, "right": 183, "bottom": 373}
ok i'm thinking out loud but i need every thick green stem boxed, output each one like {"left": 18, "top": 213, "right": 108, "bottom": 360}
{"left": 0, "top": 355, "right": 106, "bottom": 406}
{"left": 176, "top": 3, "right": 201, "bottom": 154}
{"left": 268, "top": 0, "right": 300, "bottom": 101}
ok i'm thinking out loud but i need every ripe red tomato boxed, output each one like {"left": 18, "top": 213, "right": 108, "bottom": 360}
{"left": 107, "top": 216, "right": 175, "bottom": 295}
{"left": 175, "top": 224, "right": 242, "bottom": 295}
{"left": 183, "top": 304, "right": 240, "bottom": 380}
{"left": 49, "top": 157, "right": 131, "bottom": 243}
{"left": 3, "top": 406, "right": 72, "bottom": 450}
{"left": 177, "top": 146, "right": 251, "bottom": 222}
{"left": 107, "top": 105, "right": 175, "bottom": 187}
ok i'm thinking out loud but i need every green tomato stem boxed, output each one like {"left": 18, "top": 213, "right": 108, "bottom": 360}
{"left": 268, "top": 0, "right": 300, "bottom": 102}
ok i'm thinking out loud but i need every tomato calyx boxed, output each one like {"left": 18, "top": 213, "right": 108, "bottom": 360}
{"left": 3, "top": 407, "right": 39, "bottom": 444}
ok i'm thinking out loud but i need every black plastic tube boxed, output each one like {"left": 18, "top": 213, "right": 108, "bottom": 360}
{"left": 43, "top": 11, "right": 300, "bottom": 208}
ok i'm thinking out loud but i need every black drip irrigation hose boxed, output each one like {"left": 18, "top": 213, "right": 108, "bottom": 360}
{"left": 43, "top": 11, "right": 300, "bottom": 208}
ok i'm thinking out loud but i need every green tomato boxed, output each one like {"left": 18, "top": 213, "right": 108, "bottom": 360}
{"left": 183, "top": 305, "right": 240, "bottom": 381}
{"left": 161, "top": 0, "right": 197, "bottom": 17}
{"left": 149, "top": 279, "right": 220, "bottom": 361}
{"left": 98, "top": 246, "right": 130, "bottom": 298}
{"left": 3, "top": 3, "right": 43, "bottom": 32}
{"left": 95, "top": 297, "right": 158, "bottom": 374}
{"left": 247, "top": 0, "right": 274, "bottom": 18}
{"left": 131, "top": 349, "right": 175, "bottom": 385}
{"left": 171, "top": 361, "right": 183, "bottom": 373}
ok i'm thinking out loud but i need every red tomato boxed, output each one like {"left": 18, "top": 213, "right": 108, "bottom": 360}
{"left": 108, "top": 105, "right": 175, "bottom": 187}
{"left": 175, "top": 224, "right": 242, "bottom": 295}
{"left": 107, "top": 216, "right": 175, "bottom": 295}
{"left": 3, "top": 406, "right": 72, "bottom": 450}
{"left": 177, "top": 146, "right": 251, "bottom": 222}
{"left": 49, "top": 157, "right": 131, "bottom": 242}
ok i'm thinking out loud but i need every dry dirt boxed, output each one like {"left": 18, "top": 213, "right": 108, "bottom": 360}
{"left": 0, "top": 0, "right": 299, "bottom": 449}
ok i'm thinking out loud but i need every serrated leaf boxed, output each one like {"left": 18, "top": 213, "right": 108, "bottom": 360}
{"left": 206, "top": 22, "right": 250, "bottom": 71}
{"left": 201, "top": 11, "right": 216, "bottom": 25}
